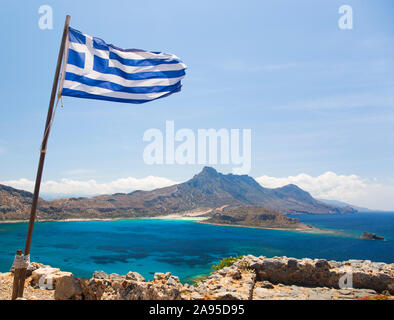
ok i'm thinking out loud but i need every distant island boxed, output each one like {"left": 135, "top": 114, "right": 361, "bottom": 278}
{"left": 0, "top": 167, "right": 356, "bottom": 229}
{"left": 361, "top": 232, "right": 384, "bottom": 241}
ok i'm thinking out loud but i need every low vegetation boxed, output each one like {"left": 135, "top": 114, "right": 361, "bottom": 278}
{"left": 193, "top": 256, "right": 244, "bottom": 287}
{"left": 211, "top": 256, "right": 244, "bottom": 271}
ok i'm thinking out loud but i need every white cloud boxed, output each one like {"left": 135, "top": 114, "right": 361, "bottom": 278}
{"left": 256, "top": 172, "right": 394, "bottom": 211}
{"left": 256, "top": 172, "right": 367, "bottom": 200}
{"left": 0, "top": 176, "right": 177, "bottom": 196}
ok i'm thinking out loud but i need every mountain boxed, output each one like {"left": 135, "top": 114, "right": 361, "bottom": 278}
{"left": 0, "top": 184, "right": 46, "bottom": 220}
{"left": 0, "top": 167, "right": 356, "bottom": 221}
{"left": 317, "top": 199, "right": 376, "bottom": 213}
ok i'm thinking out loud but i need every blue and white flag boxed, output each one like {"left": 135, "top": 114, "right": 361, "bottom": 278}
{"left": 60, "top": 27, "right": 187, "bottom": 104}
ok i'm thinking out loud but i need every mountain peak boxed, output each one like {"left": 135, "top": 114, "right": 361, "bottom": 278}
{"left": 200, "top": 166, "right": 219, "bottom": 176}
{"left": 281, "top": 184, "right": 303, "bottom": 191}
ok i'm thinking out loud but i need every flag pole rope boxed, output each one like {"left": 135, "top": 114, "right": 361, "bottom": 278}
{"left": 40, "top": 95, "right": 61, "bottom": 152}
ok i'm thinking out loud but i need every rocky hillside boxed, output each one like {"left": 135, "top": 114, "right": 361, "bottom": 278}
{"left": 204, "top": 206, "right": 311, "bottom": 230}
{"left": 0, "top": 185, "right": 47, "bottom": 221}
{"left": 0, "top": 167, "right": 356, "bottom": 221}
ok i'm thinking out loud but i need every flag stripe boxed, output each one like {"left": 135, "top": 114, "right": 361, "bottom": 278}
{"left": 65, "top": 64, "right": 183, "bottom": 87}
{"left": 61, "top": 27, "right": 186, "bottom": 104}
{"left": 69, "top": 27, "right": 180, "bottom": 60}
{"left": 63, "top": 80, "right": 173, "bottom": 100}
{"left": 62, "top": 86, "right": 181, "bottom": 104}
{"left": 65, "top": 72, "right": 182, "bottom": 94}
{"left": 67, "top": 50, "right": 186, "bottom": 79}
{"left": 94, "top": 55, "right": 186, "bottom": 80}
{"left": 109, "top": 51, "right": 181, "bottom": 67}
{"left": 68, "top": 41, "right": 185, "bottom": 67}
{"left": 68, "top": 43, "right": 186, "bottom": 72}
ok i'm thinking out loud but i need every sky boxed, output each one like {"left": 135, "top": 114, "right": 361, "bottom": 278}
{"left": 0, "top": 0, "right": 394, "bottom": 210}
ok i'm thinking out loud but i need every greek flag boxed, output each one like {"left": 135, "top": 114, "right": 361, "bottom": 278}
{"left": 60, "top": 27, "right": 187, "bottom": 104}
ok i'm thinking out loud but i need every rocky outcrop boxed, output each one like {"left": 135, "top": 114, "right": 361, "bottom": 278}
{"left": 12, "top": 264, "right": 73, "bottom": 290}
{"left": 242, "top": 256, "right": 393, "bottom": 293}
{"left": 54, "top": 276, "right": 83, "bottom": 300}
{"left": 51, "top": 256, "right": 393, "bottom": 300}
{"left": 3, "top": 256, "right": 392, "bottom": 300}
{"left": 182, "top": 266, "right": 256, "bottom": 300}
{"left": 361, "top": 232, "right": 384, "bottom": 240}
{"left": 204, "top": 206, "right": 311, "bottom": 230}
{"left": 31, "top": 266, "right": 73, "bottom": 288}
{"left": 56, "top": 271, "right": 184, "bottom": 300}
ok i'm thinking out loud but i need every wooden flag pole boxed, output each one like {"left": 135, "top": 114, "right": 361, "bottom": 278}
{"left": 11, "top": 15, "right": 71, "bottom": 300}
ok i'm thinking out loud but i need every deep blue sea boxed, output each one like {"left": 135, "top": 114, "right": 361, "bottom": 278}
{"left": 0, "top": 212, "right": 393, "bottom": 283}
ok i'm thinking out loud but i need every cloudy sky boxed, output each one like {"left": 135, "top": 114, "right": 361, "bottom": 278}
{"left": 0, "top": 1, "right": 393, "bottom": 210}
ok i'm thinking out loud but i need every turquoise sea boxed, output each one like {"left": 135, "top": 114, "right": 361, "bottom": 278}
{"left": 0, "top": 212, "right": 393, "bottom": 283}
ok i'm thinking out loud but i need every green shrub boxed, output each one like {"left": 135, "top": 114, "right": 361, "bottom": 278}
{"left": 211, "top": 256, "right": 243, "bottom": 271}
{"left": 191, "top": 255, "right": 245, "bottom": 287}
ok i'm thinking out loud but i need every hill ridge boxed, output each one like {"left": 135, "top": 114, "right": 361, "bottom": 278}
{"left": 0, "top": 167, "right": 356, "bottom": 221}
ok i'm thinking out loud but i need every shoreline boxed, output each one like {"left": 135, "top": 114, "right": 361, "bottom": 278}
{"left": 0, "top": 215, "right": 338, "bottom": 235}
{"left": 0, "top": 215, "right": 210, "bottom": 224}
{"left": 197, "top": 220, "right": 335, "bottom": 235}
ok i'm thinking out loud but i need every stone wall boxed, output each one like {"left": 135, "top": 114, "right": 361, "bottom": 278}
{"left": 30, "top": 256, "right": 394, "bottom": 300}
{"left": 242, "top": 255, "right": 394, "bottom": 293}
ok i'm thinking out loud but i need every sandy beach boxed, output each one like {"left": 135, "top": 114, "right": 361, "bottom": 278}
{"left": 197, "top": 220, "right": 334, "bottom": 234}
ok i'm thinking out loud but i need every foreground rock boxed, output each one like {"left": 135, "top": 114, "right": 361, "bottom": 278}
{"left": 31, "top": 267, "right": 72, "bottom": 288}
{"left": 56, "top": 271, "right": 184, "bottom": 300}
{"left": 242, "top": 255, "right": 393, "bottom": 293}
{"left": 53, "top": 256, "right": 393, "bottom": 300}
{"left": 1, "top": 256, "right": 393, "bottom": 300}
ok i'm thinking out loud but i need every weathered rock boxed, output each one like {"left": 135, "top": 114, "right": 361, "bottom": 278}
{"left": 186, "top": 264, "right": 256, "bottom": 300}
{"left": 215, "top": 292, "right": 244, "bottom": 300}
{"left": 76, "top": 270, "right": 184, "bottom": 300}
{"left": 154, "top": 272, "right": 170, "bottom": 281}
{"left": 30, "top": 266, "right": 72, "bottom": 289}
{"left": 19, "top": 256, "right": 394, "bottom": 300}
{"left": 54, "top": 276, "right": 82, "bottom": 300}
{"left": 242, "top": 255, "right": 394, "bottom": 293}
{"left": 287, "top": 259, "right": 298, "bottom": 269}
{"left": 125, "top": 271, "right": 145, "bottom": 282}
{"left": 315, "top": 259, "right": 330, "bottom": 271}
{"left": 92, "top": 270, "right": 108, "bottom": 279}
{"left": 260, "top": 281, "right": 274, "bottom": 289}
{"left": 388, "top": 283, "right": 394, "bottom": 295}
{"left": 31, "top": 267, "right": 60, "bottom": 286}
{"left": 227, "top": 269, "right": 242, "bottom": 280}
{"left": 50, "top": 272, "right": 73, "bottom": 286}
